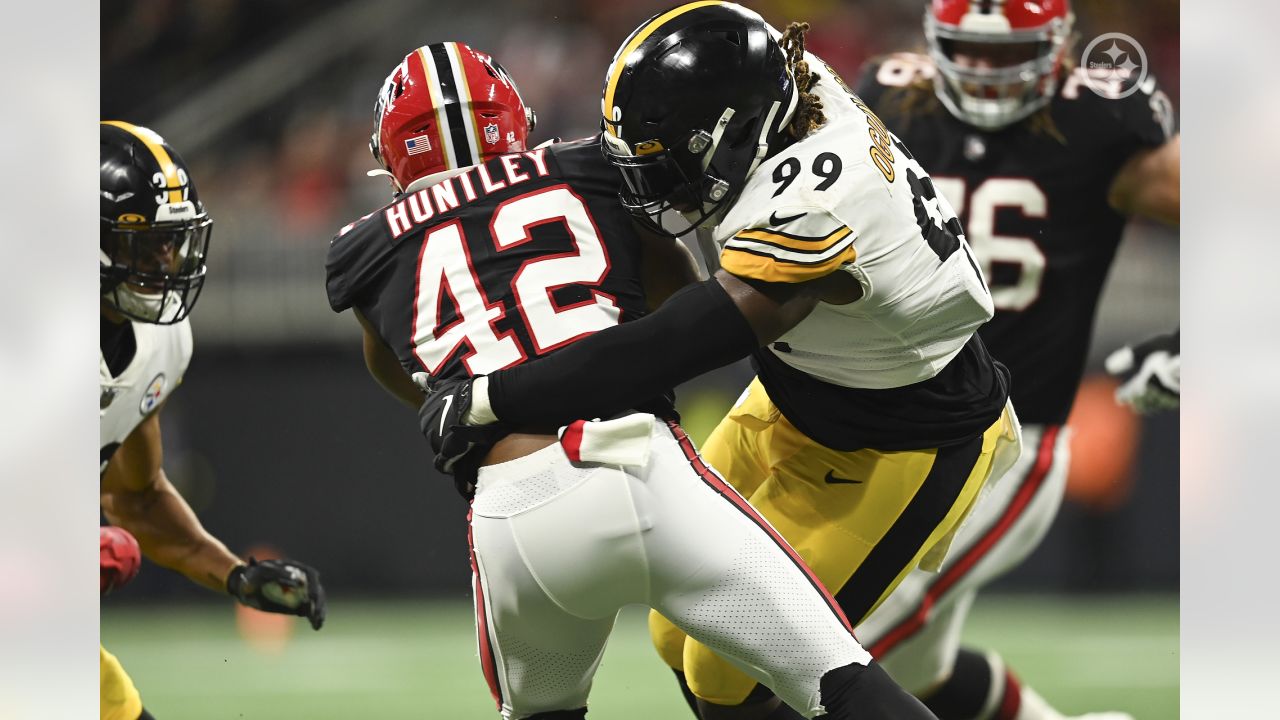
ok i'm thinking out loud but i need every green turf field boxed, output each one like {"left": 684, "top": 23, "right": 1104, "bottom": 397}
{"left": 101, "top": 595, "right": 1177, "bottom": 719}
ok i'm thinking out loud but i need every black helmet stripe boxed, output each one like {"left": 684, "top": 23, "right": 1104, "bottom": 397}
{"left": 429, "top": 43, "right": 479, "bottom": 168}
{"left": 101, "top": 120, "right": 183, "bottom": 205}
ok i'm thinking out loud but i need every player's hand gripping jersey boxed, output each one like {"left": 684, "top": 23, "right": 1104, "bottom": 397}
{"left": 855, "top": 52, "right": 1175, "bottom": 424}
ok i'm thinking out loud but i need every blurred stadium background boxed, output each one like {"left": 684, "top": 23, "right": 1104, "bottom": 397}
{"left": 100, "top": 1, "right": 1179, "bottom": 717}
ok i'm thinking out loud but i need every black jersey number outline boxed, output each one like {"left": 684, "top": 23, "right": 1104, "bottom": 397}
{"left": 410, "top": 184, "right": 620, "bottom": 376}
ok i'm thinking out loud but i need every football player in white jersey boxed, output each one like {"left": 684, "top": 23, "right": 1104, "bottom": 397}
{"left": 99, "top": 122, "right": 326, "bottom": 720}
{"left": 421, "top": 4, "right": 1021, "bottom": 719}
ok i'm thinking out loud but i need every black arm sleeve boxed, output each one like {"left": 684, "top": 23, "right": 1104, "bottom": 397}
{"left": 488, "top": 277, "right": 759, "bottom": 426}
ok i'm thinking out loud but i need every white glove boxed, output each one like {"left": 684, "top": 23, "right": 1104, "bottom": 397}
{"left": 1105, "top": 330, "right": 1179, "bottom": 414}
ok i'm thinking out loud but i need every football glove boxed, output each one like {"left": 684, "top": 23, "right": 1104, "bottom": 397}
{"left": 1105, "top": 330, "right": 1180, "bottom": 414}
{"left": 100, "top": 525, "right": 141, "bottom": 595}
{"left": 227, "top": 557, "right": 327, "bottom": 630}
{"left": 417, "top": 375, "right": 506, "bottom": 498}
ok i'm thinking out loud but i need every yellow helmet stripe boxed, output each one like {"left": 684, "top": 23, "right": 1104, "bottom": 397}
{"left": 601, "top": 0, "right": 725, "bottom": 137}
{"left": 101, "top": 120, "right": 183, "bottom": 205}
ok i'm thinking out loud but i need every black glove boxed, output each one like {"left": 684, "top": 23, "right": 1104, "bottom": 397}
{"left": 1105, "top": 330, "right": 1180, "bottom": 414}
{"left": 418, "top": 376, "right": 507, "bottom": 498}
{"left": 227, "top": 557, "right": 327, "bottom": 630}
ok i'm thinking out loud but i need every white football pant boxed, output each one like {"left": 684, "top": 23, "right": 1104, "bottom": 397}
{"left": 467, "top": 415, "right": 870, "bottom": 719}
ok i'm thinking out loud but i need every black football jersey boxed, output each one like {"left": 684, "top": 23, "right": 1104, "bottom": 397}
{"left": 855, "top": 54, "right": 1176, "bottom": 424}
{"left": 327, "top": 136, "right": 673, "bottom": 417}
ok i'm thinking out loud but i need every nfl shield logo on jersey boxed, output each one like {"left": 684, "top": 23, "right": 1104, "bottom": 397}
{"left": 484, "top": 123, "right": 500, "bottom": 145}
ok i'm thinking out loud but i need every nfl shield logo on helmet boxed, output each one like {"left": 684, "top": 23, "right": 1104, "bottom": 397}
{"left": 484, "top": 123, "right": 500, "bottom": 145}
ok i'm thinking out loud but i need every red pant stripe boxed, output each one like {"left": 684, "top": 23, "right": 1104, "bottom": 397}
{"left": 468, "top": 508, "right": 504, "bottom": 710}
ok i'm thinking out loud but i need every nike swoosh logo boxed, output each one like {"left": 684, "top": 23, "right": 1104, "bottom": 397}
{"left": 824, "top": 470, "right": 863, "bottom": 485}
{"left": 769, "top": 210, "right": 807, "bottom": 225}
{"left": 439, "top": 395, "right": 454, "bottom": 436}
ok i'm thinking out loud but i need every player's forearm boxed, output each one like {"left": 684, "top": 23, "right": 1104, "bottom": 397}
{"left": 1110, "top": 135, "right": 1180, "bottom": 226}
{"left": 102, "top": 472, "right": 241, "bottom": 593}
{"left": 486, "top": 277, "right": 760, "bottom": 426}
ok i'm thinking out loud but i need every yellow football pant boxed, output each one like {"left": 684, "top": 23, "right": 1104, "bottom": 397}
{"left": 101, "top": 645, "right": 142, "bottom": 720}
{"left": 650, "top": 378, "right": 1017, "bottom": 706}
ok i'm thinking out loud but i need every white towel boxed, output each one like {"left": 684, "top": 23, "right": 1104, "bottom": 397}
{"left": 558, "top": 413, "right": 655, "bottom": 467}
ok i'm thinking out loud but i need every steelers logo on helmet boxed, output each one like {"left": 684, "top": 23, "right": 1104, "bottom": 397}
{"left": 925, "top": 0, "right": 1075, "bottom": 131}
{"left": 599, "top": 1, "right": 798, "bottom": 238}
{"left": 101, "top": 121, "right": 212, "bottom": 325}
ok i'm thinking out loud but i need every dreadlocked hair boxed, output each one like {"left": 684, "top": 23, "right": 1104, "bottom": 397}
{"left": 779, "top": 22, "right": 825, "bottom": 140}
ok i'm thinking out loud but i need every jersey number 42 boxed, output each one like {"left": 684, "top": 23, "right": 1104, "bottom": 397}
{"left": 412, "top": 185, "right": 620, "bottom": 376}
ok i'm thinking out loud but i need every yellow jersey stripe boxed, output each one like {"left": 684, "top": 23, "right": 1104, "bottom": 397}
{"left": 602, "top": 1, "right": 724, "bottom": 136}
{"left": 102, "top": 120, "right": 182, "bottom": 204}
{"left": 721, "top": 243, "right": 857, "bottom": 283}
{"left": 733, "top": 226, "right": 854, "bottom": 254}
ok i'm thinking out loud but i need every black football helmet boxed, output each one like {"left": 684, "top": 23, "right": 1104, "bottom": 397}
{"left": 101, "top": 121, "right": 211, "bottom": 324}
{"left": 600, "top": 1, "right": 797, "bottom": 236}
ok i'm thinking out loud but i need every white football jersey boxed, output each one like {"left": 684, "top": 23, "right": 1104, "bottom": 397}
{"left": 715, "top": 53, "right": 993, "bottom": 390}
{"left": 100, "top": 318, "right": 192, "bottom": 472}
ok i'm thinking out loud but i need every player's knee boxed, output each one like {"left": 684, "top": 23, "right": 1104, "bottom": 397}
{"left": 648, "top": 610, "right": 687, "bottom": 671}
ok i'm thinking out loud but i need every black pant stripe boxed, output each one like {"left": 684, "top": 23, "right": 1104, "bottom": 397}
{"left": 834, "top": 434, "right": 985, "bottom": 626}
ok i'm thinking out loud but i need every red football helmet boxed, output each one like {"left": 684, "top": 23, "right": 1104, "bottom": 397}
{"left": 925, "top": 0, "right": 1074, "bottom": 129}
{"left": 370, "top": 42, "right": 536, "bottom": 193}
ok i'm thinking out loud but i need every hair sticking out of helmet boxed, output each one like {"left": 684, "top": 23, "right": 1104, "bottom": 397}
{"left": 370, "top": 42, "right": 535, "bottom": 195}
{"left": 778, "top": 22, "right": 825, "bottom": 141}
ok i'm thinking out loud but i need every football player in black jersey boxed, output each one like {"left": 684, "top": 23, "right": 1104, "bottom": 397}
{"left": 842, "top": 2, "right": 1179, "bottom": 719}
{"left": 327, "top": 42, "right": 937, "bottom": 720}
{"left": 100, "top": 122, "right": 327, "bottom": 720}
